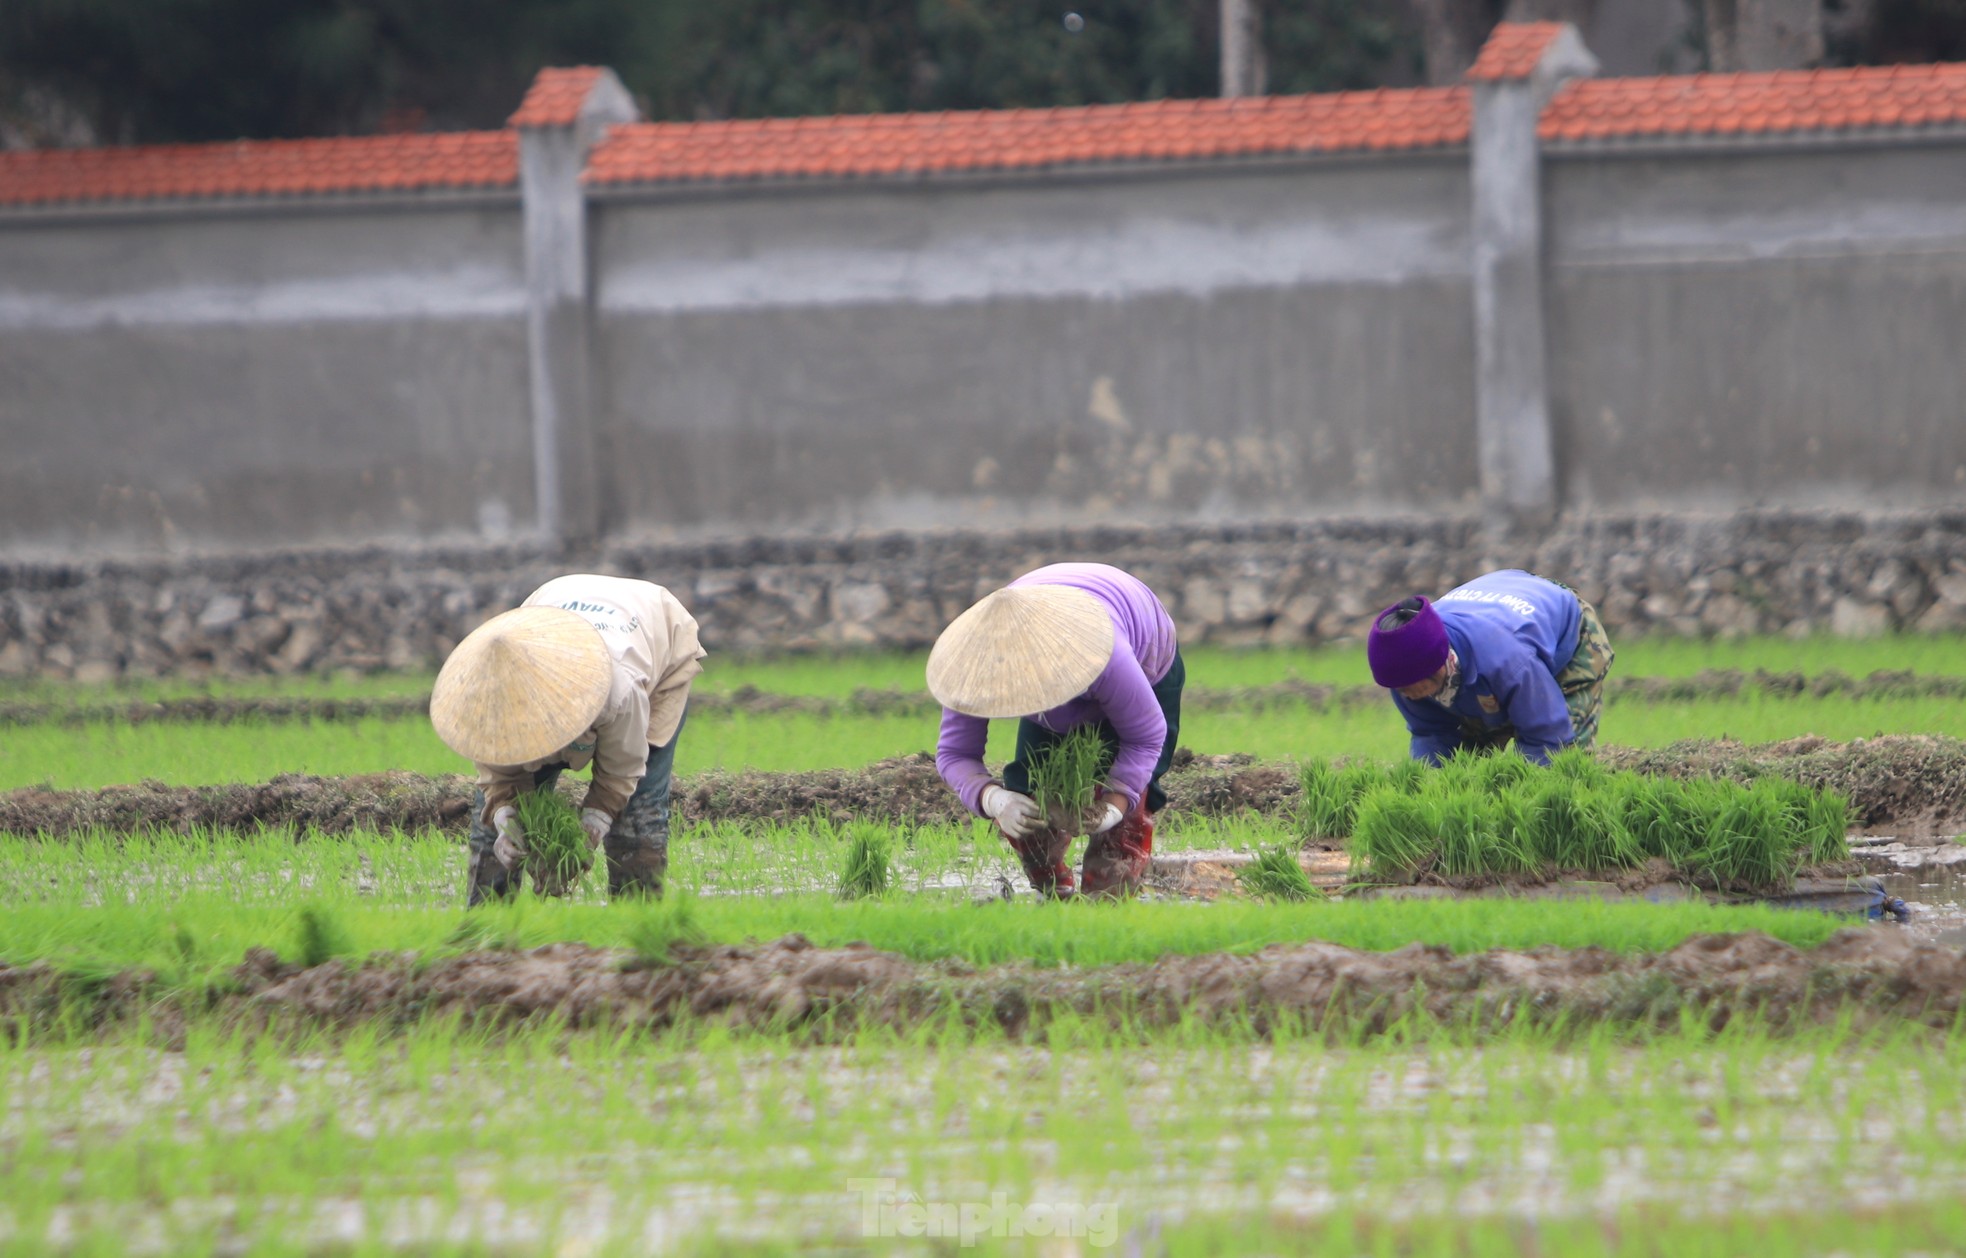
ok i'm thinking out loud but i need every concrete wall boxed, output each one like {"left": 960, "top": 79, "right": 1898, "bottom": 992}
{"left": 1545, "top": 142, "right": 1966, "bottom": 511}
{"left": 4, "top": 99, "right": 1966, "bottom": 557}
{"left": 0, "top": 199, "right": 532, "bottom": 554}
{"left": 589, "top": 160, "right": 1477, "bottom": 532}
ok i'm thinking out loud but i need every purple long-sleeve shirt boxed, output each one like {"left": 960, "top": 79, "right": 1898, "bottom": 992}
{"left": 936, "top": 563, "right": 1178, "bottom": 815}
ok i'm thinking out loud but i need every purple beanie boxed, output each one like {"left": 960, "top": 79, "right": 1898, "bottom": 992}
{"left": 1367, "top": 597, "right": 1450, "bottom": 688}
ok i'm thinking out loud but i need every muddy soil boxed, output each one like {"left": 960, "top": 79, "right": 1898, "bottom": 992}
{"left": 1599, "top": 735, "right": 1966, "bottom": 838}
{"left": 4, "top": 928, "right": 1961, "bottom": 1043}
{"left": 8, "top": 668, "right": 1960, "bottom": 728}
{"left": 5, "top": 738, "right": 1964, "bottom": 839}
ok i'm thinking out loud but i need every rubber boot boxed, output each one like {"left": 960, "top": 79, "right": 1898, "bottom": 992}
{"left": 1081, "top": 801, "right": 1154, "bottom": 899}
{"left": 1008, "top": 829, "right": 1076, "bottom": 899}
{"left": 606, "top": 777, "right": 672, "bottom": 899}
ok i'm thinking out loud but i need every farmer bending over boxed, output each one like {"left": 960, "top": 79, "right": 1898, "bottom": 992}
{"left": 931, "top": 562, "right": 1183, "bottom": 899}
{"left": 1367, "top": 569, "right": 1614, "bottom": 766}
{"left": 431, "top": 574, "right": 704, "bottom": 905}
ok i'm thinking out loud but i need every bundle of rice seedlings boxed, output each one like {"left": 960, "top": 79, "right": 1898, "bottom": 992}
{"left": 836, "top": 820, "right": 893, "bottom": 899}
{"left": 1489, "top": 788, "right": 1544, "bottom": 875}
{"left": 1545, "top": 747, "right": 1609, "bottom": 787}
{"left": 1026, "top": 726, "right": 1108, "bottom": 828}
{"left": 1385, "top": 759, "right": 1430, "bottom": 795}
{"left": 1619, "top": 776, "right": 1693, "bottom": 861}
{"left": 1525, "top": 779, "right": 1641, "bottom": 871}
{"left": 1472, "top": 750, "right": 1535, "bottom": 794}
{"left": 1350, "top": 789, "right": 1439, "bottom": 881}
{"left": 1299, "top": 759, "right": 1384, "bottom": 839}
{"left": 1238, "top": 844, "right": 1321, "bottom": 900}
{"left": 1431, "top": 788, "right": 1499, "bottom": 877}
{"left": 1694, "top": 785, "right": 1798, "bottom": 890}
{"left": 516, "top": 789, "right": 592, "bottom": 895}
{"left": 1802, "top": 787, "right": 1852, "bottom": 865}
{"left": 1757, "top": 777, "right": 1853, "bottom": 867}
{"left": 1431, "top": 748, "right": 1488, "bottom": 791}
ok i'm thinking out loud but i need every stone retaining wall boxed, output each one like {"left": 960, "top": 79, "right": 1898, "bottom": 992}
{"left": 2, "top": 511, "right": 1963, "bottom": 681}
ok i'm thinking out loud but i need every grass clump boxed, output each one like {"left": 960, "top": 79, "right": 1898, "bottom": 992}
{"left": 1238, "top": 844, "right": 1321, "bottom": 901}
{"left": 836, "top": 821, "right": 893, "bottom": 900}
{"left": 1026, "top": 727, "right": 1108, "bottom": 824}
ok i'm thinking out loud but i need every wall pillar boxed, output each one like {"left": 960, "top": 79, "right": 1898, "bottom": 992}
{"left": 513, "top": 69, "right": 637, "bottom": 547}
{"left": 1467, "top": 25, "right": 1596, "bottom": 531}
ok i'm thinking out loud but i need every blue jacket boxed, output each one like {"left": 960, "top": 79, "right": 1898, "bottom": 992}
{"left": 1392, "top": 570, "right": 1582, "bottom": 766}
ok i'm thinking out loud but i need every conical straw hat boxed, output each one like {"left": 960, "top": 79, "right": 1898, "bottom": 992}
{"left": 927, "top": 584, "right": 1115, "bottom": 718}
{"left": 430, "top": 606, "right": 612, "bottom": 765}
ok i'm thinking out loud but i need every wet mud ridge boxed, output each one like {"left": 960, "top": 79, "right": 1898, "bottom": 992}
{"left": 6, "top": 669, "right": 1962, "bottom": 728}
{"left": 4, "top": 929, "right": 1963, "bottom": 1041}
{"left": 6, "top": 737, "right": 1965, "bottom": 839}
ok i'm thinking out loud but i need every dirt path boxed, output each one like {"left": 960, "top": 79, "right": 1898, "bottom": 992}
{"left": 3, "top": 737, "right": 1962, "bottom": 838}
{"left": 6, "top": 668, "right": 1961, "bottom": 727}
{"left": 3, "top": 928, "right": 1960, "bottom": 1042}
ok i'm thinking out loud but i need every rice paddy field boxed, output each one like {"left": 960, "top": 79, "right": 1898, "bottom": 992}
{"left": 4, "top": 632, "right": 1966, "bottom": 1254}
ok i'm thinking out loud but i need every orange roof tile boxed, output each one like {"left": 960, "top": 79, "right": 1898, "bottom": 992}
{"left": 583, "top": 88, "right": 1472, "bottom": 188}
{"left": 1542, "top": 63, "right": 1966, "bottom": 142}
{"left": 509, "top": 66, "right": 608, "bottom": 128}
{"left": 0, "top": 130, "right": 517, "bottom": 209}
{"left": 1467, "top": 22, "right": 1568, "bottom": 82}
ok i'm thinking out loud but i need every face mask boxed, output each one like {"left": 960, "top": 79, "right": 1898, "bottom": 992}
{"left": 1430, "top": 653, "right": 1461, "bottom": 708}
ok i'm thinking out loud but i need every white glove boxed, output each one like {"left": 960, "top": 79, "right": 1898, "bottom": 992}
{"left": 580, "top": 808, "right": 613, "bottom": 850}
{"left": 491, "top": 805, "right": 526, "bottom": 870}
{"left": 1090, "top": 803, "right": 1124, "bottom": 835}
{"left": 980, "top": 785, "right": 1042, "bottom": 840}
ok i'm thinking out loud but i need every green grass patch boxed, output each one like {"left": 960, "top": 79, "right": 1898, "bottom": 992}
{"left": 3, "top": 1014, "right": 1962, "bottom": 1253}
{"left": 3, "top": 678, "right": 1963, "bottom": 792}
{"left": 0, "top": 893, "right": 1854, "bottom": 984}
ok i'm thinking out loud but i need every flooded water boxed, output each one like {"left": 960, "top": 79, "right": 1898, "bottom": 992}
{"left": 1856, "top": 836, "right": 1966, "bottom": 944}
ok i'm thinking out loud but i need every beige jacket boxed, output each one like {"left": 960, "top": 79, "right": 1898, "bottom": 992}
{"left": 477, "top": 575, "right": 705, "bottom": 823}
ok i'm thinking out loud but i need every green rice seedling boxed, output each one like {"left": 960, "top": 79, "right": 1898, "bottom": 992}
{"left": 835, "top": 821, "right": 892, "bottom": 900}
{"left": 1298, "top": 758, "right": 1375, "bottom": 839}
{"left": 516, "top": 789, "right": 592, "bottom": 895}
{"left": 1485, "top": 787, "right": 1543, "bottom": 875}
{"left": 1618, "top": 775, "right": 1674, "bottom": 859}
{"left": 622, "top": 890, "right": 705, "bottom": 964}
{"left": 1757, "top": 776, "right": 1853, "bottom": 866}
{"left": 1025, "top": 726, "right": 1108, "bottom": 823}
{"left": 291, "top": 902, "right": 353, "bottom": 968}
{"left": 1803, "top": 786, "right": 1852, "bottom": 865}
{"left": 1473, "top": 749, "right": 1536, "bottom": 793}
{"left": 1385, "top": 757, "right": 1429, "bottom": 795}
{"left": 1693, "top": 783, "right": 1800, "bottom": 890}
{"left": 1430, "top": 747, "right": 1488, "bottom": 791}
{"left": 1237, "top": 844, "right": 1321, "bottom": 900}
{"left": 1429, "top": 788, "right": 1488, "bottom": 877}
{"left": 1349, "top": 789, "right": 1439, "bottom": 881}
{"left": 1545, "top": 745, "right": 1609, "bottom": 786}
{"left": 1523, "top": 780, "right": 1641, "bottom": 871}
